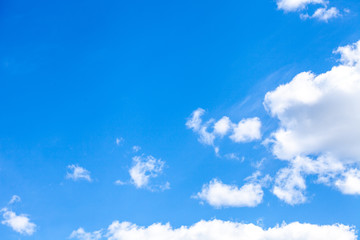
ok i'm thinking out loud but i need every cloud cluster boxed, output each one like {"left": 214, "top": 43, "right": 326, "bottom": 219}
{"left": 70, "top": 220, "right": 357, "bottom": 240}
{"left": 66, "top": 164, "right": 92, "bottom": 182}
{"left": 264, "top": 40, "right": 360, "bottom": 204}
{"left": 129, "top": 155, "right": 168, "bottom": 190}
{"left": 276, "top": 0, "right": 341, "bottom": 21}
{"left": 186, "top": 108, "right": 261, "bottom": 153}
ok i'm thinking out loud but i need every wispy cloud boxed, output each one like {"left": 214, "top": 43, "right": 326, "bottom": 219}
{"left": 66, "top": 165, "right": 92, "bottom": 182}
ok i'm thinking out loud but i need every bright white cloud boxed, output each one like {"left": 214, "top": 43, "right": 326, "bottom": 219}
{"left": 8, "top": 195, "right": 21, "bottom": 205}
{"left": 70, "top": 228, "right": 102, "bottom": 240}
{"left": 264, "top": 40, "right": 360, "bottom": 203}
{"left": 75, "top": 220, "right": 356, "bottom": 240}
{"left": 1, "top": 208, "right": 36, "bottom": 235}
{"left": 213, "top": 116, "right": 232, "bottom": 136}
{"left": 230, "top": 117, "right": 262, "bottom": 143}
{"left": 195, "top": 179, "right": 264, "bottom": 208}
{"left": 276, "top": 0, "right": 325, "bottom": 12}
{"left": 186, "top": 108, "right": 261, "bottom": 152}
{"left": 335, "top": 169, "right": 360, "bottom": 195}
{"left": 66, "top": 165, "right": 92, "bottom": 182}
{"left": 129, "top": 155, "right": 166, "bottom": 189}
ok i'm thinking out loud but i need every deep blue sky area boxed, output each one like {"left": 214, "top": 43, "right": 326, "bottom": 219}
{"left": 1, "top": 0, "right": 360, "bottom": 239}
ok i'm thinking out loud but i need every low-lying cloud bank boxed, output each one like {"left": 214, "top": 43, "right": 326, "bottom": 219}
{"left": 70, "top": 219, "right": 357, "bottom": 240}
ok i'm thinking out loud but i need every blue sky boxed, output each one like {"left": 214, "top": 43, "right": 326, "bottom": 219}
{"left": 1, "top": 0, "right": 360, "bottom": 239}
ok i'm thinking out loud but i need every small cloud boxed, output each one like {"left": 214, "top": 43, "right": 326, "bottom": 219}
{"left": 301, "top": 7, "right": 340, "bottom": 22}
{"left": 224, "top": 153, "right": 241, "bottom": 161}
{"left": 186, "top": 108, "right": 262, "bottom": 155}
{"left": 66, "top": 165, "right": 92, "bottom": 182}
{"left": 132, "top": 145, "right": 141, "bottom": 152}
{"left": 1, "top": 208, "right": 36, "bottom": 235}
{"left": 114, "top": 180, "right": 126, "bottom": 186}
{"left": 116, "top": 137, "right": 124, "bottom": 146}
{"left": 70, "top": 227, "right": 102, "bottom": 240}
{"left": 229, "top": 117, "right": 262, "bottom": 143}
{"left": 129, "top": 155, "right": 167, "bottom": 190}
{"left": 8, "top": 195, "right": 21, "bottom": 205}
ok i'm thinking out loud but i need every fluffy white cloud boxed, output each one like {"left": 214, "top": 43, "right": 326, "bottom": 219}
{"left": 70, "top": 228, "right": 102, "bottom": 240}
{"left": 276, "top": 0, "right": 325, "bottom": 12}
{"left": 301, "top": 7, "right": 340, "bottom": 21}
{"left": 213, "top": 116, "right": 232, "bottom": 136}
{"left": 335, "top": 169, "right": 360, "bottom": 195}
{"left": 72, "top": 220, "right": 356, "bottom": 240}
{"left": 129, "top": 155, "right": 166, "bottom": 189}
{"left": 195, "top": 179, "right": 264, "bottom": 208}
{"left": 265, "top": 40, "right": 360, "bottom": 203}
{"left": 230, "top": 117, "right": 262, "bottom": 143}
{"left": 66, "top": 165, "right": 92, "bottom": 182}
{"left": 1, "top": 208, "right": 36, "bottom": 235}
{"left": 265, "top": 40, "right": 360, "bottom": 161}
{"left": 186, "top": 108, "right": 261, "bottom": 153}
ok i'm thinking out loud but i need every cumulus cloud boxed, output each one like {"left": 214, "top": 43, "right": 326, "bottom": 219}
{"left": 194, "top": 172, "right": 270, "bottom": 208}
{"left": 129, "top": 155, "right": 166, "bottom": 189}
{"left": 1, "top": 208, "right": 36, "bottom": 235}
{"left": 70, "top": 228, "right": 102, "bottom": 240}
{"left": 335, "top": 169, "right": 360, "bottom": 195}
{"left": 264, "top": 40, "right": 360, "bottom": 204}
{"left": 72, "top": 220, "right": 356, "bottom": 240}
{"left": 186, "top": 108, "right": 261, "bottom": 153}
{"left": 230, "top": 117, "right": 262, "bottom": 143}
{"left": 66, "top": 165, "right": 92, "bottom": 182}
{"left": 194, "top": 179, "right": 264, "bottom": 208}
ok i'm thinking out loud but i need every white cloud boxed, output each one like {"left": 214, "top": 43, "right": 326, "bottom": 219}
{"left": 301, "top": 7, "right": 340, "bottom": 21}
{"left": 75, "top": 220, "right": 356, "bottom": 240}
{"left": 1, "top": 208, "right": 36, "bottom": 235}
{"left": 213, "top": 116, "right": 232, "bottom": 136}
{"left": 70, "top": 228, "right": 102, "bottom": 240}
{"left": 335, "top": 169, "right": 360, "bottom": 195}
{"left": 129, "top": 155, "right": 166, "bottom": 189}
{"left": 194, "top": 172, "right": 268, "bottom": 208}
{"left": 276, "top": 0, "right": 341, "bottom": 22}
{"left": 230, "top": 117, "right": 262, "bottom": 143}
{"left": 66, "top": 165, "right": 92, "bottom": 182}
{"left": 186, "top": 108, "right": 261, "bottom": 152}
{"left": 273, "top": 166, "right": 307, "bottom": 205}
{"left": 276, "top": 0, "right": 325, "bottom": 12}
{"left": 264, "top": 40, "right": 360, "bottom": 203}
{"left": 8, "top": 195, "right": 21, "bottom": 205}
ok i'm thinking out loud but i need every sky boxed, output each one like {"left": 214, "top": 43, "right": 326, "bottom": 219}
{"left": 1, "top": 0, "right": 360, "bottom": 239}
